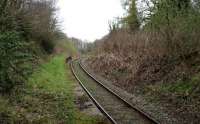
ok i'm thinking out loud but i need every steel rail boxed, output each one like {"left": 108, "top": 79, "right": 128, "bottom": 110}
{"left": 79, "top": 60, "right": 160, "bottom": 124}
{"left": 70, "top": 61, "right": 117, "bottom": 124}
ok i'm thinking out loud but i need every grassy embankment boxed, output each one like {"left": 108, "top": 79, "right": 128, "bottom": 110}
{"left": 147, "top": 71, "right": 200, "bottom": 106}
{"left": 0, "top": 55, "right": 100, "bottom": 123}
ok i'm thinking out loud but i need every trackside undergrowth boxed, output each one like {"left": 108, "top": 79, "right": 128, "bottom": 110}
{"left": 0, "top": 55, "right": 101, "bottom": 124}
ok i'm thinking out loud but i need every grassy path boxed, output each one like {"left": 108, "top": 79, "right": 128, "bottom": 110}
{"left": 0, "top": 55, "right": 99, "bottom": 124}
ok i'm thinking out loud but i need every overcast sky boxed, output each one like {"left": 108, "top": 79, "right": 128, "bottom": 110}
{"left": 57, "top": 0, "right": 124, "bottom": 42}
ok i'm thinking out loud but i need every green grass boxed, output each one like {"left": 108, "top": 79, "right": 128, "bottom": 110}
{"left": 146, "top": 72, "right": 200, "bottom": 106}
{"left": 0, "top": 55, "right": 102, "bottom": 124}
{"left": 149, "top": 72, "right": 200, "bottom": 96}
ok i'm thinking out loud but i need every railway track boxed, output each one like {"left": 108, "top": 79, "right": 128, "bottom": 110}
{"left": 70, "top": 60, "right": 160, "bottom": 124}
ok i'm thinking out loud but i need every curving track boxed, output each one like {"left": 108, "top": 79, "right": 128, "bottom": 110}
{"left": 70, "top": 60, "right": 160, "bottom": 124}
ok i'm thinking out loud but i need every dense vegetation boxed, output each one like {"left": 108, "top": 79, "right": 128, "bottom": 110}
{"left": 0, "top": 55, "right": 104, "bottom": 123}
{"left": 0, "top": 0, "right": 60, "bottom": 92}
{"left": 87, "top": 0, "right": 200, "bottom": 123}
{"left": 0, "top": 1, "right": 107, "bottom": 123}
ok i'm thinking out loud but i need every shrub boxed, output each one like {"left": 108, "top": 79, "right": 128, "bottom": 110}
{"left": 145, "top": 0, "right": 200, "bottom": 60}
{"left": 0, "top": 31, "right": 33, "bottom": 93}
{"left": 40, "top": 39, "right": 55, "bottom": 54}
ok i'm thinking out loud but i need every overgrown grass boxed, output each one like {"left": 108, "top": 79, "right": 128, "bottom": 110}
{"left": 148, "top": 72, "right": 200, "bottom": 96}
{"left": 145, "top": 71, "right": 200, "bottom": 113}
{"left": 0, "top": 55, "right": 101, "bottom": 124}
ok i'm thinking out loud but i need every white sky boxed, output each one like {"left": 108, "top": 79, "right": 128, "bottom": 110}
{"left": 57, "top": 0, "right": 124, "bottom": 42}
